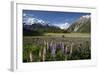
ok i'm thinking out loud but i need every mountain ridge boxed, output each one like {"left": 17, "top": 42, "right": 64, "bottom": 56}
{"left": 23, "top": 14, "right": 91, "bottom": 36}
{"left": 67, "top": 15, "right": 91, "bottom": 33}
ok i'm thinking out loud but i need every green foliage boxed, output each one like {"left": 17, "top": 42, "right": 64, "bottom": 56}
{"left": 55, "top": 49, "right": 65, "bottom": 61}
{"left": 23, "top": 29, "right": 44, "bottom": 36}
{"left": 23, "top": 44, "right": 41, "bottom": 62}
{"left": 23, "top": 37, "right": 91, "bottom": 62}
{"left": 67, "top": 44, "right": 91, "bottom": 60}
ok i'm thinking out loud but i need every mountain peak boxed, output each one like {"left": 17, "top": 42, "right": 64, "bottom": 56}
{"left": 67, "top": 14, "right": 91, "bottom": 33}
{"left": 82, "top": 15, "right": 90, "bottom": 19}
{"left": 24, "top": 17, "right": 48, "bottom": 25}
{"left": 58, "top": 23, "right": 70, "bottom": 29}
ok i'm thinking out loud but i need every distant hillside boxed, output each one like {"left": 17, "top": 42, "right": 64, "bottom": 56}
{"left": 23, "top": 15, "right": 91, "bottom": 36}
{"left": 23, "top": 23, "right": 65, "bottom": 36}
{"left": 67, "top": 15, "right": 91, "bottom": 33}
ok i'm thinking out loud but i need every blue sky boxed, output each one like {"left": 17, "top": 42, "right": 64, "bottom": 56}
{"left": 23, "top": 10, "right": 90, "bottom": 29}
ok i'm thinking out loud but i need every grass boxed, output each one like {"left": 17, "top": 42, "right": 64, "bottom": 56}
{"left": 23, "top": 33, "right": 90, "bottom": 39}
{"left": 44, "top": 33, "right": 90, "bottom": 37}
{"left": 23, "top": 33, "right": 91, "bottom": 62}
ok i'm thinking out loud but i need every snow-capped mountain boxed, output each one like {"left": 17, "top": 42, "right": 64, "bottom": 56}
{"left": 77, "top": 15, "right": 90, "bottom": 24}
{"left": 23, "top": 14, "right": 91, "bottom": 33}
{"left": 67, "top": 15, "right": 91, "bottom": 33}
{"left": 23, "top": 17, "right": 49, "bottom": 25}
{"left": 54, "top": 22, "right": 70, "bottom": 29}
{"left": 23, "top": 17, "right": 70, "bottom": 30}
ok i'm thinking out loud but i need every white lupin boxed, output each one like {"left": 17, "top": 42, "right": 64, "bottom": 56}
{"left": 42, "top": 40, "right": 46, "bottom": 61}
{"left": 70, "top": 42, "right": 74, "bottom": 55}
{"left": 29, "top": 51, "right": 33, "bottom": 62}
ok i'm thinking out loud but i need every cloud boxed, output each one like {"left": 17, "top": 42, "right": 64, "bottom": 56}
{"left": 23, "top": 13, "right": 26, "bottom": 17}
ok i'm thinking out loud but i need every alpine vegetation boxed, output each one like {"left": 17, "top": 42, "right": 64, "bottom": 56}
{"left": 23, "top": 10, "right": 91, "bottom": 62}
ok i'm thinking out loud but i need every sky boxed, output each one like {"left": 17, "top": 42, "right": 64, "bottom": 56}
{"left": 23, "top": 10, "right": 91, "bottom": 29}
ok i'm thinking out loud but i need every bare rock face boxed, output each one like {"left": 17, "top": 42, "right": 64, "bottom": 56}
{"left": 67, "top": 15, "right": 91, "bottom": 33}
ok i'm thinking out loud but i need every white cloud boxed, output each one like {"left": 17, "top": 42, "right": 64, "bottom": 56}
{"left": 23, "top": 13, "right": 26, "bottom": 17}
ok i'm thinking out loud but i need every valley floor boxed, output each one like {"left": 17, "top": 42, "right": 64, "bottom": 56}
{"left": 24, "top": 33, "right": 90, "bottom": 38}
{"left": 23, "top": 33, "right": 91, "bottom": 62}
